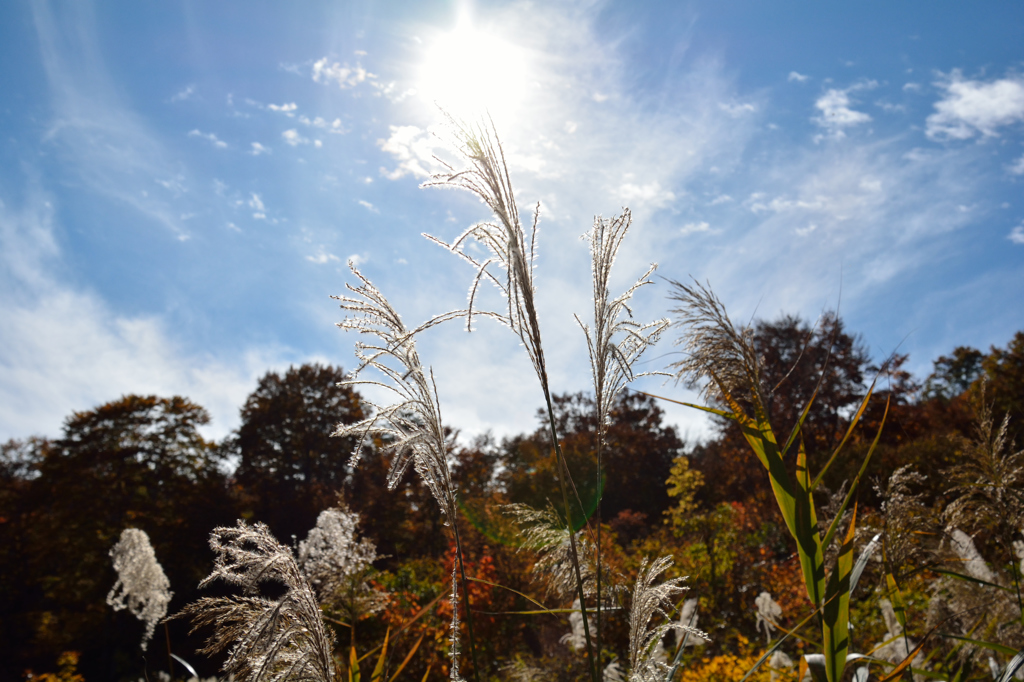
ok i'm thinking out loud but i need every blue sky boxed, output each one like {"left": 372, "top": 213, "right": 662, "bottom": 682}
{"left": 2, "top": 0, "right": 1023, "bottom": 444}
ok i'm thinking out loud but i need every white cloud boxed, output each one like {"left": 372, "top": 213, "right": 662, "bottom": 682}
{"left": 306, "top": 248, "right": 340, "bottom": 264}
{"left": 720, "top": 102, "right": 757, "bottom": 117}
{"left": 680, "top": 221, "right": 711, "bottom": 235}
{"left": 0, "top": 191, "right": 276, "bottom": 442}
{"left": 788, "top": 71, "right": 809, "bottom": 83}
{"left": 926, "top": 71, "right": 1024, "bottom": 140}
{"left": 378, "top": 125, "right": 446, "bottom": 180}
{"left": 813, "top": 87, "right": 872, "bottom": 138}
{"left": 903, "top": 82, "right": 921, "bottom": 93}
{"left": 248, "top": 193, "right": 265, "bottom": 212}
{"left": 617, "top": 178, "right": 675, "bottom": 209}
{"left": 298, "top": 115, "right": 346, "bottom": 134}
{"left": 565, "top": 121, "right": 578, "bottom": 134}
{"left": 1008, "top": 154, "right": 1024, "bottom": 175}
{"left": 1009, "top": 223, "right": 1024, "bottom": 245}
{"left": 250, "top": 141, "right": 270, "bottom": 155}
{"left": 710, "top": 194, "right": 733, "bottom": 205}
{"left": 268, "top": 102, "right": 297, "bottom": 113}
{"left": 30, "top": 1, "right": 192, "bottom": 240}
{"left": 311, "top": 57, "right": 374, "bottom": 89}
{"left": 282, "top": 129, "right": 309, "bottom": 146}
{"left": 347, "top": 253, "right": 365, "bottom": 267}
{"left": 358, "top": 199, "right": 379, "bottom": 213}
{"left": 187, "top": 129, "right": 228, "bottom": 148}
{"left": 170, "top": 84, "right": 194, "bottom": 102}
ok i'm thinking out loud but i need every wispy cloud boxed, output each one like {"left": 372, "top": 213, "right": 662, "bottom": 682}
{"left": 32, "top": 0, "right": 193, "bottom": 240}
{"left": 789, "top": 71, "right": 810, "bottom": 83}
{"left": 1009, "top": 223, "right": 1024, "bottom": 245}
{"left": 0, "top": 189, "right": 276, "bottom": 441}
{"left": 250, "top": 141, "right": 271, "bottom": 155}
{"left": 680, "top": 221, "right": 711, "bottom": 235}
{"left": 1008, "top": 154, "right": 1024, "bottom": 175}
{"left": 268, "top": 102, "right": 298, "bottom": 114}
{"left": 926, "top": 70, "right": 1024, "bottom": 140}
{"left": 312, "top": 57, "right": 374, "bottom": 89}
{"left": 282, "top": 129, "right": 310, "bottom": 146}
{"left": 812, "top": 83, "right": 875, "bottom": 139}
{"left": 170, "top": 84, "right": 194, "bottom": 102}
{"left": 306, "top": 247, "right": 340, "bottom": 264}
{"left": 298, "top": 115, "right": 346, "bottom": 134}
{"left": 378, "top": 125, "right": 445, "bottom": 179}
{"left": 187, "top": 129, "right": 228, "bottom": 148}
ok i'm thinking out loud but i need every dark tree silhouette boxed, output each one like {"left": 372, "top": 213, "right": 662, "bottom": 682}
{"left": 231, "top": 363, "right": 365, "bottom": 543}
{"left": 0, "top": 395, "right": 233, "bottom": 681}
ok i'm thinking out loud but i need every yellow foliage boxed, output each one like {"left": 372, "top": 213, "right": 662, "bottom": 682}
{"left": 678, "top": 637, "right": 790, "bottom": 682}
{"left": 24, "top": 651, "right": 85, "bottom": 682}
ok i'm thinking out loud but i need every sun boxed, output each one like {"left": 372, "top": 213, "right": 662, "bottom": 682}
{"left": 417, "top": 15, "right": 531, "bottom": 124}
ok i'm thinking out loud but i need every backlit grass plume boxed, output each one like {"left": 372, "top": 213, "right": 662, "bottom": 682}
{"left": 332, "top": 263, "right": 461, "bottom": 524}
{"left": 578, "top": 209, "right": 668, "bottom": 660}
{"left": 427, "top": 111, "right": 600, "bottom": 682}
{"left": 298, "top": 507, "right": 387, "bottom": 627}
{"left": 107, "top": 527, "right": 172, "bottom": 650}
{"left": 668, "top": 279, "right": 763, "bottom": 406}
{"left": 175, "top": 521, "right": 336, "bottom": 682}
{"left": 332, "top": 262, "right": 475, "bottom": 680}
{"left": 505, "top": 502, "right": 595, "bottom": 599}
{"left": 578, "top": 209, "right": 668, "bottom": 432}
{"left": 627, "top": 556, "right": 702, "bottom": 682}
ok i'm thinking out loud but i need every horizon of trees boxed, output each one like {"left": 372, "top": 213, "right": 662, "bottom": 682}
{"left": 2, "top": 314, "right": 1023, "bottom": 681}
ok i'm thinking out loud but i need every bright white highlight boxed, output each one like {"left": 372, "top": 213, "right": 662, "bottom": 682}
{"left": 417, "top": 16, "right": 531, "bottom": 122}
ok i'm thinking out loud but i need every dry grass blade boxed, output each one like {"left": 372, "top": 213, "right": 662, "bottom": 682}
{"left": 173, "top": 521, "right": 335, "bottom": 682}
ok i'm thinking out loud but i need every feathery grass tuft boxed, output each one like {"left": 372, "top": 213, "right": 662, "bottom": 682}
{"left": 175, "top": 521, "right": 336, "bottom": 682}
{"left": 627, "top": 556, "right": 703, "bottom": 682}
{"left": 107, "top": 527, "right": 173, "bottom": 651}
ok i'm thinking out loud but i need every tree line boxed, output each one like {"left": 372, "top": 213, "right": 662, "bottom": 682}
{"left": 1, "top": 319, "right": 1022, "bottom": 681}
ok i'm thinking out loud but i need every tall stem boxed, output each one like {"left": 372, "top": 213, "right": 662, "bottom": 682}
{"left": 595, "top": 430, "right": 604, "bottom": 672}
{"left": 543, "top": 390, "right": 599, "bottom": 682}
{"left": 451, "top": 517, "right": 481, "bottom": 682}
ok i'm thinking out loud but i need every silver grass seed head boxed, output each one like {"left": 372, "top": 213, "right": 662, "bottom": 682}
{"left": 298, "top": 508, "right": 387, "bottom": 621}
{"left": 332, "top": 262, "right": 461, "bottom": 523}
{"left": 178, "top": 520, "right": 336, "bottom": 682}
{"left": 422, "top": 113, "right": 548, "bottom": 385}
{"left": 107, "top": 528, "right": 173, "bottom": 650}
{"left": 504, "top": 503, "right": 596, "bottom": 599}
{"left": 628, "top": 556, "right": 706, "bottom": 682}
{"left": 667, "top": 279, "right": 765, "bottom": 410}
{"left": 579, "top": 209, "right": 669, "bottom": 432}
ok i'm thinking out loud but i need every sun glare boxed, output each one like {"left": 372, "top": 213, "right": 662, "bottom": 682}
{"left": 417, "top": 17, "right": 531, "bottom": 123}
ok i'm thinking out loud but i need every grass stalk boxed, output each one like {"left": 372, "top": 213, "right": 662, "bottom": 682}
{"left": 451, "top": 516, "right": 481, "bottom": 682}
{"left": 543, "top": 390, "right": 600, "bottom": 682}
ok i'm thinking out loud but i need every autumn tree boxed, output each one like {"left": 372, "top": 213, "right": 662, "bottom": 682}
{"left": 231, "top": 363, "right": 365, "bottom": 542}
{"left": 0, "top": 395, "right": 233, "bottom": 681}
{"left": 685, "top": 312, "right": 870, "bottom": 508}
{"left": 980, "top": 331, "right": 1024, "bottom": 434}
{"left": 498, "top": 391, "right": 686, "bottom": 536}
